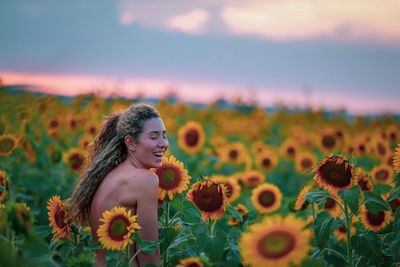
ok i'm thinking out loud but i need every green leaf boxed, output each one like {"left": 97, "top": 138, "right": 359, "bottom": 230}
{"left": 312, "top": 211, "right": 340, "bottom": 249}
{"left": 305, "top": 189, "right": 331, "bottom": 205}
{"left": 363, "top": 191, "right": 391, "bottom": 212}
{"left": 227, "top": 205, "right": 242, "bottom": 222}
{"left": 170, "top": 194, "right": 183, "bottom": 211}
{"left": 338, "top": 186, "right": 360, "bottom": 215}
{"left": 133, "top": 232, "right": 160, "bottom": 254}
{"left": 352, "top": 232, "right": 382, "bottom": 263}
{"left": 181, "top": 200, "right": 201, "bottom": 224}
{"left": 205, "top": 230, "right": 227, "bottom": 262}
{"left": 159, "top": 227, "right": 178, "bottom": 253}
{"left": 386, "top": 185, "right": 400, "bottom": 202}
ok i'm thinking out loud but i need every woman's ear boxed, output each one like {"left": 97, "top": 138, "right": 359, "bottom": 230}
{"left": 124, "top": 135, "right": 136, "bottom": 152}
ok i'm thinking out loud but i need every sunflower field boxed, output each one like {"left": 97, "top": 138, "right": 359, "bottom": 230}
{"left": 1, "top": 87, "right": 400, "bottom": 267}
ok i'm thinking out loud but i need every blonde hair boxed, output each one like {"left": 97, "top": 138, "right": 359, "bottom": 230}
{"left": 68, "top": 103, "right": 160, "bottom": 223}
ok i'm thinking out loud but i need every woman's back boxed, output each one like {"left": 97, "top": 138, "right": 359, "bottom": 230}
{"left": 90, "top": 159, "right": 159, "bottom": 266}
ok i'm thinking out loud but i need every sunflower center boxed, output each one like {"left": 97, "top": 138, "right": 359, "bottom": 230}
{"left": 55, "top": 208, "right": 67, "bottom": 228}
{"left": 324, "top": 198, "right": 336, "bottom": 210}
{"left": 69, "top": 153, "right": 85, "bottom": 170}
{"left": 184, "top": 129, "right": 200, "bottom": 147}
{"left": 187, "top": 263, "right": 202, "bottom": 267}
{"left": 108, "top": 216, "right": 130, "bottom": 241}
{"left": 0, "top": 138, "right": 15, "bottom": 153}
{"left": 192, "top": 184, "right": 223, "bottom": 212}
{"left": 377, "top": 143, "right": 386, "bottom": 156}
{"left": 262, "top": 158, "right": 271, "bottom": 168}
{"left": 158, "top": 167, "right": 181, "bottom": 190}
{"left": 375, "top": 170, "right": 389, "bottom": 181}
{"left": 322, "top": 135, "right": 336, "bottom": 148}
{"left": 358, "top": 179, "right": 370, "bottom": 191}
{"left": 89, "top": 127, "right": 97, "bottom": 135}
{"left": 248, "top": 176, "right": 261, "bottom": 187}
{"left": 287, "top": 147, "right": 295, "bottom": 157}
{"left": 301, "top": 158, "right": 313, "bottom": 170}
{"left": 358, "top": 144, "right": 366, "bottom": 153}
{"left": 258, "top": 230, "right": 296, "bottom": 259}
{"left": 318, "top": 160, "right": 352, "bottom": 187}
{"left": 366, "top": 211, "right": 385, "bottom": 226}
{"left": 49, "top": 120, "right": 59, "bottom": 128}
{"left": 389, "top": 199, "right": 400, "bottom": 212}
{"left": 229, "top": 149, "right": 238, "bottom": 160}
{"left": 338, "top": 225, "right": 347, "bottom": 233}
{"left": 258, "top": 190, "right": 276, "bottom": 207}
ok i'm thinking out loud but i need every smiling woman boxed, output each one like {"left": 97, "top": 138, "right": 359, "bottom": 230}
{"left": 68, "top": 103, "right": 168, "bottom": 267}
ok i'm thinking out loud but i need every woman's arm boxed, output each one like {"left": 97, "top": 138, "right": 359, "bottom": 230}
{"left": 132, "top": 172, "right": 160, "bottom": 266}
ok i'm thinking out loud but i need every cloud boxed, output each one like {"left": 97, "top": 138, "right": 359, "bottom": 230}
{"left": 119, "top": 10, "right": 135, "bottom": 26}
{"left": 117, "top": 0, "right": 400, "bottom": 44}
{"left": 165, "top": 9, "right": 209, "bottom": 35}
{"left": 220, "top": 0, "right": 400, "bottom": 43}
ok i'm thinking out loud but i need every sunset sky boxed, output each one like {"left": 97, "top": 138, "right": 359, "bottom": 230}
{"left": 1, "top": 0, "right": 400, "bottom": 114}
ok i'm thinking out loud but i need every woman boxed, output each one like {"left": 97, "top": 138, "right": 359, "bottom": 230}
{"left": 68, "top": 103, "right": 168, "bottom": 266}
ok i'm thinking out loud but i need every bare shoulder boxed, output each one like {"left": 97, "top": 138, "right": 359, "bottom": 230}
{"left": 124, "top": 169, "right": 158, "bottom": 193}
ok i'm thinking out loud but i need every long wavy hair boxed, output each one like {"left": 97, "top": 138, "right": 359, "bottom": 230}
{"left": 68, "top": 103, "right": 160, "bottom": 224}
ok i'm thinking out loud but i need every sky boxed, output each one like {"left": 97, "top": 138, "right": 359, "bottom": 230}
{"left": 1, "top": 0, "right": 400, "bottom": 115}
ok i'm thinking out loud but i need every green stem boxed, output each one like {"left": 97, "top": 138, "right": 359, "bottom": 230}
{"left": 355, "top": 256, "right": 362, "bottom": 267}
{"left": 323, "top": 248, "right": 348, "bottom": 263}
{"left": 166, "top": 201, "right": 171, "bottom": 227}
{"left": 208, "top": 219, "right": 216, "bottom": 238}
{"left": 344, "top": 202, "right": 353, "bottom": 267}
{"left": 129, "top": 248, "right": 141, "bottom": 266}
{"left": 311, "top": 203, "right": 316, "bottom": 221}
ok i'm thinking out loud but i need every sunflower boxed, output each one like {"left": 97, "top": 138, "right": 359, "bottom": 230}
{"left": 318, "top": 130, "right": 338, "bottom": 153}
{"left": 20, "top": 137, "right": 36, "bottom": 163}
{"left": 353, "top": 137, "right": 368, "bottom": 156}
{"left": 334, "top": 221, "right": 355, "bottom": 241}
{"left": 0, "top": 170, "right": 8, "bottom": 202}
{"left": 251, "top": 140, "right": 266, "bottom": 155}
{"left": 294, "top": 185, "right": 312, "bottom": 211}
{"left": 222, "top": 142, "right": 249, "bottom": 165}
{"left": 97, "top": 206, "right": 141, "bottom": 251}
{"left": 78, "top": 133, "right": 94, "bottom": 151}
{"left": 312, "top": 155, "right": 355, "bottom": 194}
{"left": 240, "top": 214, "right": 311, "bottom": 267}
{"left": 176, "top": 257, "right": 204, "bottom": 267}
{"left": 85, "top": 121, "right": 101, "bottom": 137}
{"left": 295, "top": 151, "right": 317, "bottom": 174}
{"left": 0, "top": 134, "right": 19, "bottom": 157}
{"left": 47, "top": 195, "right": 72, "bottom": 239}
{"left": 355, "top": 167, "right": 373, "bottom": 191}
{"left": 251, "top": 183, "right": 282, "bottom": 214}
{"left": 46, "top": 117, "right": 62, "bottom": 137}
{"left": 393, "top": 143, "right": 400, "bottom": 173}
{"left": 241, "top": 170, "right": 265, "bottom": 188}
{"left": 213, "top": 175, "right": 241, "bottom": 204}
{"left": 256, "top": 149, "right": 278, "bottom": 172}
{"left": 370, "top": 164, "right": 393, "bottom": 185}
{"left": 187, "top": 177, "right": 227, "bottom": 221}
{"left": 279, "top": 138, "right": 299, "bottom": 160}
{"left": 10, "top": 202, "right": 32, "bottom": 234}
{"left": 228, "top": 203, "right": 249, "bottom": 226}
{"left": 151, "top": 155, "right": 191, "bottom": 201}
{"left": 177, "top": 121, "right": 205, "bottom": 154}
{"left": 370, "top": 137, "right": 390, "bottom": 159}
{"left": 359, "top": 205, "right": 392, "bottom": 231}
{"left": 63, "top": 147, "right": 88, "bottom": 173}
{"left": 323, "top": 196, "right": 343, "bottom": 218}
